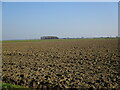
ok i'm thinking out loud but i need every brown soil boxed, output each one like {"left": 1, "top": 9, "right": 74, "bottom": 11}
{"left": 2, "top": 39, "right": 120, "bottom": 89}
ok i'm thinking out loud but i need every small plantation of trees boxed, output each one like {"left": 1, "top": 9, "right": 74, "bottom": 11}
{"left": 41, "top": 36, "right": 59, "bottom": 40}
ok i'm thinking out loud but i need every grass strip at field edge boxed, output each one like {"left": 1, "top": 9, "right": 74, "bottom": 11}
{"left": 0, "top": 83, "right": 25, "bottom": 89}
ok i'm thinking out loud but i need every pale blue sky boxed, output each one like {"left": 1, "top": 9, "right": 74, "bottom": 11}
{"left": 2, "top": 2, "right": 118, "bottom": 40}
{"left": 0, "top": 2, "right": 2, "bottom": 40}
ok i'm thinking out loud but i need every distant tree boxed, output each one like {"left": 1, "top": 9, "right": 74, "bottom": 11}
{"left": 41, "top": 36, "right": 59, "bottom": 40}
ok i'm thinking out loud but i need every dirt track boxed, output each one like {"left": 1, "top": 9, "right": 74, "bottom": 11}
{"left": 2, "top": 39, "right": 120, "bottom": 89}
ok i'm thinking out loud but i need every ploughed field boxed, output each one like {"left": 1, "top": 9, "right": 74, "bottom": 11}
{"left": 2, "top": 39, "right": 120, "bottom": 89}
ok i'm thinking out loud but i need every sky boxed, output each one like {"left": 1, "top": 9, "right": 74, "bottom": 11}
{"left": 0, "top": 2, "right": 2, "bottom": 41}
{"left": 2, "top": 2, "right": 118, "bottom": 40}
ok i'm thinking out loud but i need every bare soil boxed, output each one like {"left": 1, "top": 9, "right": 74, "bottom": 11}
{"left": 2, "top": 39, "right": 120, "bottom": 89}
